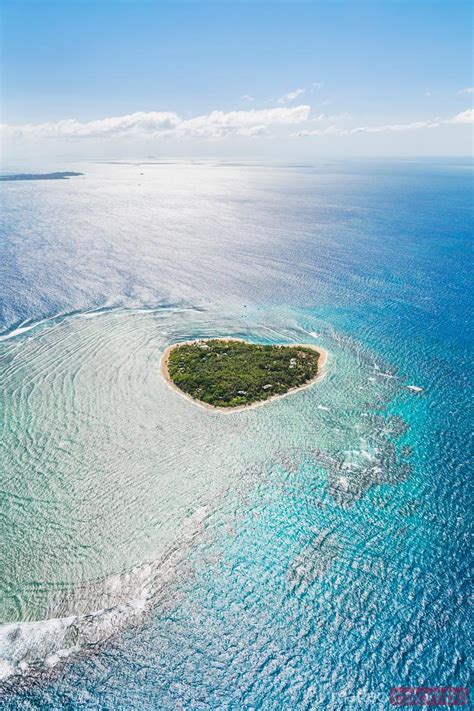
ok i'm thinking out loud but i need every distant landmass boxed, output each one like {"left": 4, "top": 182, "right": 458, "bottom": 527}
{"left": 0, "top": 172, "right": 83, "bottom": 182}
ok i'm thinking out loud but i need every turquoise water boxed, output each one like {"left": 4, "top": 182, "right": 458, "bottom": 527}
{"left": 0, "top": 160, "right": 472, "bottom": 708}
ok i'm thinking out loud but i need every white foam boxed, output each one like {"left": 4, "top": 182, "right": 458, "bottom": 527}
{"left": 0, "top": 594, "right": 148, "bottom": 681}
{"left": 0, "top": 506, "right": 208, "bottom": 681}
{"left": 0, "top": 317, "right": 52, "bottom": 341}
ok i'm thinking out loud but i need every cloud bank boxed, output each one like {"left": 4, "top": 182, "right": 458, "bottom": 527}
{"left": 294, "top": 109, "right": 474, "bottom": 137}
{"left": 1, "top": 105, "right": 311, "bottom": 141}
{"left": 2, "top": 106, "right": 471, "bottom": 147}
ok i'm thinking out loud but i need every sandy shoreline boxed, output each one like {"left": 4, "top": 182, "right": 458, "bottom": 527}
{"left": 160, "top": 338, "right": 328, "bottom": 413}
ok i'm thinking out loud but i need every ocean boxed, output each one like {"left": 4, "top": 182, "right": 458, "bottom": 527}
{"left": 0, "top": 159, "right": 472, "bottom": 709}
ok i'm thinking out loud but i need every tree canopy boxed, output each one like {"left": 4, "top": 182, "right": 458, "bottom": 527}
{"left": 167, "top": 339, "right": 320, "bottom": 408}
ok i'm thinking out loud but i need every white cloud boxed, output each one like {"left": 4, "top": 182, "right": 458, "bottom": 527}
{"left": 310, "top": 82, "right": 324, "bottom": 91}
{"left": 294, "top": 109, "right": 473, "bottom": 137}
{"left": 176, "top": 106, "right": 311, "bottom": 138}
{"left": 311, "top": 112, "right": 351, "bottom": 122}
{"left": 457, "top": 87, "right": 474, "bottom": 95}
{"left": 448, "top": 108, "right": 474, "bottom": 124}
{"left": 350, "top": 119, "right": 441, "bottom": 134}
{"left": 277, "top": 88, "right": 306, "bottom": 104}
{"left": 1, "top": 111, "right": 181, "bottom": 139}
{"left": 4, "top": 105, "right": 471, "bottom": 146}
{"left": 2, "top": 105, "right": 311, "bottom": 141}
{"left": 241, "top": 94, "right": 254, "bottom": 101}
{"left": 295, "top": 120, "right": 440, "bottom": 137}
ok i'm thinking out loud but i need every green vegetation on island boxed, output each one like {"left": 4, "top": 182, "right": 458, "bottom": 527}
{"left": 166, "top": 339, "right": 321, "bottom": 408}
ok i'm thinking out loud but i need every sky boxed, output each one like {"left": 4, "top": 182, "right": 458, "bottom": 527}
{"left": 1, "top": 0, "right": 473, "bottom": 163}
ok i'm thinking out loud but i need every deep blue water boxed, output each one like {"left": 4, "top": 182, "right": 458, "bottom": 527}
{"left": 0, "top": 159, "right": 472, "bottom": 709}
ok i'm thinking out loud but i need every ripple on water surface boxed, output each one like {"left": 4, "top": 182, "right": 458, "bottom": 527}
{"left": 0, "top": 305, "right": 410, "bottom": 681}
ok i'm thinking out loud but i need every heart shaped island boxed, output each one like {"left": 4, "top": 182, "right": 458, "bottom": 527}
{"left": 161, "top": 339, "right": 328, "bottom": 411}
